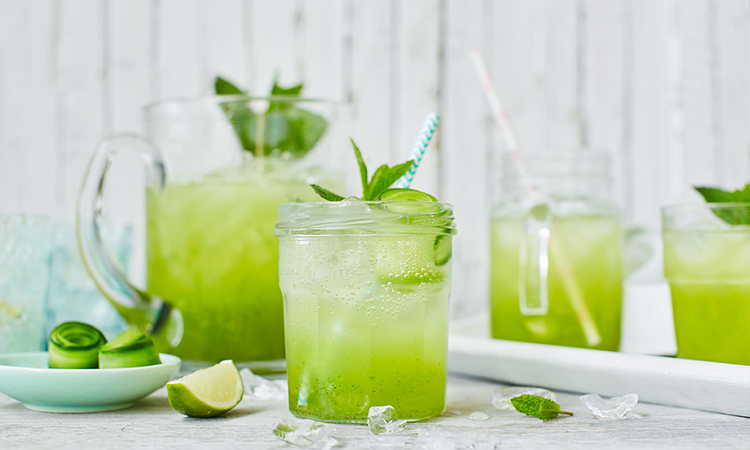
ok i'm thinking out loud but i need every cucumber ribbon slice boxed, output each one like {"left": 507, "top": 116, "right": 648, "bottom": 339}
{"left": 48, "top": 321, "right": 107, "bottom": 369}
{"left": 99, "top": 328, "right": 162, "bottom": 369}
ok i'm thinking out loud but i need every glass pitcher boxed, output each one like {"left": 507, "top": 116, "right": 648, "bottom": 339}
{"left": 77, "top": 96, "right": 341, "bottom": 370}
{"left": 489, "top": 151, "right": 623, "bottom": 351}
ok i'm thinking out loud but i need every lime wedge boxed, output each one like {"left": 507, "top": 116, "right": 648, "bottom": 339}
{"left": 167, "top": 360, "right": 244, "bottom": 418}
{"left": 433, "top": 235, "right": 452, "bottom": 266}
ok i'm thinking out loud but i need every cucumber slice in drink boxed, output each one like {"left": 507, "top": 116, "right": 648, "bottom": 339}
{"left": 48, "top": 321, "right": 107, "bottom": 369}
{"left": 98, "top": 328, "right": 162, "bottom": 369}
{"left": 167, "top": 360, "right": 244, "bottom": 418}
{"left": 433, "top": 235, "right": 452, "bottom": 266}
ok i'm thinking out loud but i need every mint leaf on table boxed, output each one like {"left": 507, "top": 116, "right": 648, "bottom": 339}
{"left": 695, "top": 184, "right": 750, "bottom": 225}
{"left": 214, "top": 76, "right": 327, "bottom": 158}
{"left": 510, "top": 394, "right": 573, "bottom": 421}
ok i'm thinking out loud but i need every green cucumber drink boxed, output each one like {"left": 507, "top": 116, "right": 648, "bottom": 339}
{"left": 663, "top": 202, "right": 750, "bottom": 365}
{"left": 276, "top": 144, "right": 455, "bottom": 423}
{"left": 489, "top": 151, "right": 623, "bottom": 351}
{"left": 146, "top": 164, "right": 330, "bottom": 362}
{"left": 490, "top": 212, "right": 622, "bottom": 349}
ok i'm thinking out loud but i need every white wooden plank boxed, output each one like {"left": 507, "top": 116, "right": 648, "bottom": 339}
{"left": 629, "top": 0, "right": 672, "bottom": 230}
{"left": 490, "top": 0, "right": 546, "bottom": 153}
{"left": 204, "top": 0, "right": 247, "bottom": 89}
{"left": 582, "top": 0, "right": 629, "bottom": 217}
{"left": 0, "top": 0, "right": 58, "bottom": 215}
{"left": 544, "top": 0, "right": 580, "bottom": 149}
{"left": 714, "top": 0, "right": 750, "bottom": 189}
{"left": 57, "top": 0, "right": 106, "bottom": 221}
{"left": 248, "top": 0, "right": 300, "bottom": 95}
{"left": 441, "top": 0, "right": 490, "bottom": 319}
{"left": 392, "top": 0, "right": 441, "bottom": 196}
{"left": 349, "top": 0, "right": 395, "bottom": 186}
{"left": 156, "top": 0, "right": 208, "bottom": 98}
{"left": 299, "top": 0, "right": 345, "bottom": 101}
{"left": 674, "top": 0, "right": 717, "bottom": 196}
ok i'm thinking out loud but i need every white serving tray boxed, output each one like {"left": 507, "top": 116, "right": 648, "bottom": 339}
{"left": 448, "top": 319, "right": 750, "bottom": 417}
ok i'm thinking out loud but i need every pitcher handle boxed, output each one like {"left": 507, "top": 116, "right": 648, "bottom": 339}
{"left": 518, "top": 203, "right": 552, "bottom": 316}
{"left": 76, "top": 134, "right": 173, "bottom": 336}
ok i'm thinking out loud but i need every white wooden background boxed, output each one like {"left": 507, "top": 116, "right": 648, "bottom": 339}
{"left": 1, "top": 0, "right": 749, "bottom": 318}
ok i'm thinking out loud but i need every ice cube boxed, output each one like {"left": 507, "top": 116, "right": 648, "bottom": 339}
{"left": 272, "top": 419, "right": 331, "bottom": 447}
{"left": 240, "top": 368, "right": 287, "bottom": 401}
{"left": 468, "top": 411, "right": 490, "bottom": 421}
{"left": 367, "top": 405, "right": 406, "bottom": 435}
{"left": 579, "top": 393, "right": 639, "bottom": 419}
{"left": 492, "top": 387, "right": 555, "bottom": 410}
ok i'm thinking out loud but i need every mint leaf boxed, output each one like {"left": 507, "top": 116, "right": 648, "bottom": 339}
{"left": 271, "top": 80, "right": 304, "bottom": 97}
{"left": 311, "top": 184, "right": 345, "bottom": 202}
{"left": 510, "top": 394, "right": 573, "bottom": 421}
{"left": 365, "top": 161, "right": 413, "bottom": 201}
{"left": 695, "top": 184, "right": 750, "bottom": 225}
{"left": 214, "top": 76, "right": 327, "bottom": 158}
{"left": 351, "top": 139, "right": 369, "bottom": 200}
{"left": 215, "top": 77, "right": 245, "bottom": 95}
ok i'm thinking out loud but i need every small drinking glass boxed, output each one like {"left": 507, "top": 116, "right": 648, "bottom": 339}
{"left": 0, "top": 215, "right": 51, "bottom": 353}
{"left": 276, "top": 200, "right": 456, "bottom": 423}
{"left": 662, "top": 203, "right": 750, "bottom": 365}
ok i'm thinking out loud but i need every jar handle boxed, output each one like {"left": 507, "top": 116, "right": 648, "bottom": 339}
{"left": 76, "top": 134, "right": 175, "bottom": 337}
{"left": 518, "top": 203, "right": 552, "bottom": 316}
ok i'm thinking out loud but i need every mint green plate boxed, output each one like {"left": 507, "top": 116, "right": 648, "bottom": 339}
{"left": 0, "top": 352, "right": 181, "bottom": 413}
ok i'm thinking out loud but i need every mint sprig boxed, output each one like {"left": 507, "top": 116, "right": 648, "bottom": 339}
{"left": 214, "top": 76, "right": 327, "bottom": 158}
{"left": 510, "top": 394, "right": 573, "bottom": 421}
{"left": 695, "top": 184, "right": 750, "bottom": 225}
{"left": 312, "top": 139, "right": 414, "bottom": 202}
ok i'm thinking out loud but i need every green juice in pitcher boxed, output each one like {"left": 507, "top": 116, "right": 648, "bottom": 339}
{"left": 490, "top": 213, "right": 623, "bottom": 350}
{"left": 146, "top": 166, "right": 328, "bottom": 363}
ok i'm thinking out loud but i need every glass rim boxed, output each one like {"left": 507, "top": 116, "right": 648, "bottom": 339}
{"left": 662, "top": 202, "right": 750, "bottom": 213}
{"left": 145, "top": 94, "right": 341, "bottom": 112}
{"left": 275, "top": 201, "right": 456, "bottom": 236}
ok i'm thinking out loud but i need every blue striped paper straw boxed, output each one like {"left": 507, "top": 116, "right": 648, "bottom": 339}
{"left": 395, "top": 113, "right": 441, "bottom": 188}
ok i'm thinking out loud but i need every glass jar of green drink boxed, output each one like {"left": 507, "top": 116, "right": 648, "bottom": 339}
{"left": 663, "top": 203, "right": 750, "bottom": 365}
{"left": 276, "top": 167, "right": 455, "bottom": 423}
{"left": 489, "top": 151, "right": 623, "bottom": 351}
{"left": 78, "top": 79, "right": 342, "bottom": 371}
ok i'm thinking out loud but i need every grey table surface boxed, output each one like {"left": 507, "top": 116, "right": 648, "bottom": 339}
{"left": 0, "top": 374, "right": 747, "bottom": 450}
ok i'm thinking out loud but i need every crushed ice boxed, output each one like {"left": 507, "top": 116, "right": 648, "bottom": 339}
{"left": 468, "top": 412, "right": 490, "bottom": 421}
{"left": 579, "top": 393, "right": 639, "bottom": 419}
{"left": 240, "top": 368, "right": 287, "bottom": 401}
{"left": 368, "top": 405, "right": 407, "bottom": 435}
{"left": 272, "top": 418, "right": 332, "bottom": 447}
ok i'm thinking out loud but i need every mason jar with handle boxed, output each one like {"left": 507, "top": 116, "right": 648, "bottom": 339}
{"left": 489, "top": 151, "right": 623, "bottom": 351}
{"left": 77, "top": 96, "right": 340, "bottom": 371}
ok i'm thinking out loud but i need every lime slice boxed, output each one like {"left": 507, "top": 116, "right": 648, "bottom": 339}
{"left": 98, "top": 328, "right": 161, "bottom": 369}
{"left": 167, "top": 360, "right": 244, "bottom": 418}
{"left": 378, "top": 188, "right": 438, "bottom": 202}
